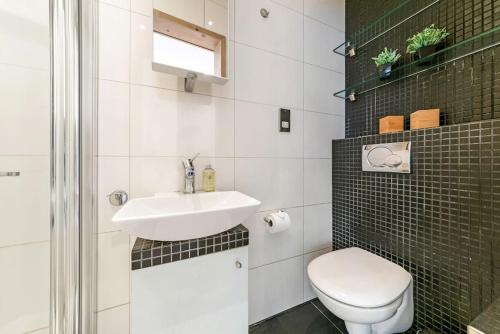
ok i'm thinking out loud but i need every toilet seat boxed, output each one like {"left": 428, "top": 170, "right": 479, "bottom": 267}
{"left": 307, "top": 248, "right": 414, "bottom": 334}
{"left": 307, "top": 247, "right": 411, "bottom": 308}
{"left": 311, "top": 281, "right": 403, "bottom": 324}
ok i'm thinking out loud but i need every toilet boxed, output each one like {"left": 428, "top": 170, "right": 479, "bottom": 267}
{"left": 307, "top": 247, "right": 413, "bottom": 334}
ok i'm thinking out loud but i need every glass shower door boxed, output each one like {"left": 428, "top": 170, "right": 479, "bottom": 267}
{"left": 0, "top": 1, "right": 51, "bottom": 333}
{"left": 0, "top": 1, "right": 98, "bottom": 333}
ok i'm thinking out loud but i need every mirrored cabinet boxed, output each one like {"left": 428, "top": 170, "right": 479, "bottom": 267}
{"left": 152, "top": 0, "right": 229, "bottom": 91}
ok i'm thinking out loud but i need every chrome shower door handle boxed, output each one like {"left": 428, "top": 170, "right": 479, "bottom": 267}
{"left": 0, "top": 171, "right": 20, "bottom": 177}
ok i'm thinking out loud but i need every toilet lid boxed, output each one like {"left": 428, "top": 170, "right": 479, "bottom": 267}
{"left": 307, "top": 247, "right": 412, "bottom": 308}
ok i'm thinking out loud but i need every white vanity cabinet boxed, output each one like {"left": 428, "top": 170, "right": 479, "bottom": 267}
{"left": 131, "top": 246, "right": 248, "bottom": 334}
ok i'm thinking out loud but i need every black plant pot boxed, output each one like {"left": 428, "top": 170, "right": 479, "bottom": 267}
{"left": 379, "top": 64, "right": 393, "bottom": 79}
{"left": 416, "top": 45, "right": 437, "bottom": 65}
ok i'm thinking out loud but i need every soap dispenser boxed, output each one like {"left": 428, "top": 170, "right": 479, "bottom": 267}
{"left": 202, "top": 164, "right": 216, "bottom": 192}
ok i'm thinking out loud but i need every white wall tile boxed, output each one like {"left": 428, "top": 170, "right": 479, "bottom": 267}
{"left": 130, "top": 85, "right": 178, "bottom": 156}
{"left": 130, "top": 157, "right": 180, "bottom": 198}
{"left": 205, "top": 0, "right": 228, "bottom": 35}
{"left": 131, "top": 85, "right": 234, "bottom": 157}
{"left": 271, "top": 0, "right": 303, "bottom": 13}
{"left": 235, "top": 43, "right": 303, "bottom": 109}
{"left": 304, "top": 17, "right": 344, "bottom": 72}
{"left": 304, "top": 204, "right": 332, "bottom": 253}
{"left": 97, "top": 232, "right": 130, "bottom": 311}
{"left": 304, "top": 0, "right": 345, "bottom": 32}
{"left": 304, "top": 111, "right": 344, "bottom": 158}
{"left": 249, "top": 256, "right": 303, "bottom": 324}
{"left": 155, "top": 0, "right": 205, "bottom": 26}
{"left": 101, "top": 0, "right": 130, "bottom": 10}
{"left": 99, "top": 3, "right": 130, "bottom": 82}
{"left": 97, "top": 304, "right": 130, "bottom": 334}
{"left": 303, "top": 248, "right": 331, "bottom": 301}
{"left": 304, "top": 63, "right": 344, "bottom": 115}
{"left": 131, "top": 0, "right": 152, "bottom": 15}
{"left": 174, "top": 94, "right": 235, "bottom": 158}
{"left": 0, "top": 242, "right": 49, "bottom": 333}
{"left": 0, "top": 65, "right": 49, "bottom": 156}
{"left": 235, "top": 0, "right": 303, "bottom": 61}
{"left": 0, "top": 156, "right": 49, "bottom": 247}
{"left": 244, "top": 207, "right": 303, "bottom": 268}
{"left": 227, "top": 0, "right": 235, "bottom": 41}
{"left": 235, "top": 158, "right": 303, "bottom": 211}
{"left": 0, "top": 0, "right": 49, "bottom": 70}
{"left": 28, "top": 328, "right": 49, "bottom": 334}
{"left": 304, "top": 159, "right": 332, "bottom": 205}
{"left": 98, "top": 80, "right": 130, "bottom": 156}
{"left": 98, "top": 157, "right": 130, "bottom": 233}
{"left": 131, "top": 156, "right": 234, "bottom": 197}
{"left": 235, "top": 101, "right": 303, "bottom": 158}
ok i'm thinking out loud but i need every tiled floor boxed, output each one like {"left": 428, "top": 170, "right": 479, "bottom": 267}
{"left": 249, "top": 299, "right": 348, "bottom": 334}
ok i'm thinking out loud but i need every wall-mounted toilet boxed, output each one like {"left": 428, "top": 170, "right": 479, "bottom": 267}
{"left": 307, "top": 247, "right": 413, "bottom": 334}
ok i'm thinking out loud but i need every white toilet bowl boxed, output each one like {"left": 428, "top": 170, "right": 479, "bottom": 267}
{"left": 307, "top": 247, "right": 414, "bottom": 334}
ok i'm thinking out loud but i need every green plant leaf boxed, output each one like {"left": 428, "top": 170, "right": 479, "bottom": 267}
{"left": 406, "top": 24, "right": 450, "bottom": 54}
{"left": 372, "top": 47, "right": 402, "bottom": 67}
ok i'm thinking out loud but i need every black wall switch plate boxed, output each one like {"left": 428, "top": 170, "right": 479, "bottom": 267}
{"left": 280, "top": 108, "right": 290, "bottom": 132}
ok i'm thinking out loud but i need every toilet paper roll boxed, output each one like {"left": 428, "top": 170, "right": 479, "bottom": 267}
{"left": 265, "top": 210, "right": 291, "bottom": 234}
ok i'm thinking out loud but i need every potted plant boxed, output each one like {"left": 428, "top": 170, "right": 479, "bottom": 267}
{"left": 372, "top": 48, "right": 401, "bottom": 79}
{"left": 406, "top": 24, "right": 450, "bottom": 65}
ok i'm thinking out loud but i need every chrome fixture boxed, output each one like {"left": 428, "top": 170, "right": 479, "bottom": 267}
{"left": 108, "top": 190, "right": 129, "bottom": 206}
{"left": 182, "top": 153, "right": 199, "bottom": 194}
{"left": 362, "top": 142, "right": 411, "bottom": 173}
{"left": 260, "top": 8, "right": 270, "bottom": 18}
{"left": 51, "top": 0, "right": 98, "bottom": 332}
{"left": 348, "top": 91, "right": 357, "bottom": 102}
{"left": 235, "top": 261, "right": 242, "bottom": 269}
{"left": 184, "top": 72, "right": 197, "bottom": 92}
{"left": 0, "top": 171, "right": 20, "bottom": 177}
{"left": 347, "top": 43, "right": 356, "bottom": 57}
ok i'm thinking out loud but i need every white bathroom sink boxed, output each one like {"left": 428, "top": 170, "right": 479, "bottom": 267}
{"left": 112, "top": 191, "right": 260, "bottom": 241}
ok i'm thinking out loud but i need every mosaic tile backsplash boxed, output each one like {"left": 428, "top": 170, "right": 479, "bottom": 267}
{"left": 345, "top": 0, "right": 500, "bottom": 138}
{"left": 332, "top": 120, "right": 500, "bottom": 333}
{"left": 131, "top": 225, "right": 249, "bottom": 270}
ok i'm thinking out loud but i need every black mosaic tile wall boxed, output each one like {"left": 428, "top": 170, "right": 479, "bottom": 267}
{"left": 345, "top": 0, "right": 500, "bottom": 138}
{"left": 131, "top": 225, "right": 249, "bottom": 270}
{"left": 332, "top": 120, "right": 500, "bottom": 333}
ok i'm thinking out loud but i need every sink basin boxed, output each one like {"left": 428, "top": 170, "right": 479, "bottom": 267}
{"left": 112, "top": 191, "right": 260, "bottom": 241}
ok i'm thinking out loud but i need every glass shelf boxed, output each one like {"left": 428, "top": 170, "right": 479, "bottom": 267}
{"left": 334, "top": 0, "right": 441, "bottom": 57}
{"left": 334, "top": 25, "right": 500, "bottom": 101}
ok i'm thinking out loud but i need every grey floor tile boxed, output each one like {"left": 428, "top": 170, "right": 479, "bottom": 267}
{"left": 249, "top": 300, "right": 346, "bottom": 334}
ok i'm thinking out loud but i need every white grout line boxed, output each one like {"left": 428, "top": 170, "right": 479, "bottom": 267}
{"left": 0, "top": 240, "right": 49, "bottom": 250}
{"left": 23, "top": 326, "right": 50, "bottom": 334}
{"left": 0, "top": 62, "right": 49, "bottom": 72}
{"left": 97, "top": 302, "right": 130, "bottom": 313}
{"left": 249, "top": 253, "right": 303, "bottom": 270}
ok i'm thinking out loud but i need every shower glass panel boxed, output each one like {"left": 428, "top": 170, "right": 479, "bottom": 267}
{"left": 0, "top": 1, "right": 51, "bottom": 333}
{"left": 0, "top": 1, "right": 97, "bottom": 333}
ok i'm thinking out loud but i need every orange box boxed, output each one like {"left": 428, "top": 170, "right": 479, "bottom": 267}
{"left": 379, "top": 116, "right": 404, "bottom": 134}
{"left": 410, "top": 109, "right": 440, "bottom": 130}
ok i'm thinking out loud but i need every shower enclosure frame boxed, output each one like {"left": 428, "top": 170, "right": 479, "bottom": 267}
{"left": 50, "top": 0, "right": 98, "bottom": 333}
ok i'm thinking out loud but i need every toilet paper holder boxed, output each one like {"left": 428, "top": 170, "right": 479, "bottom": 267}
{"left": 264, "top": 210, "right": 284, "bottom": 227}
{"left": 264, "top": 216, "right": 273, "bottom": 226}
